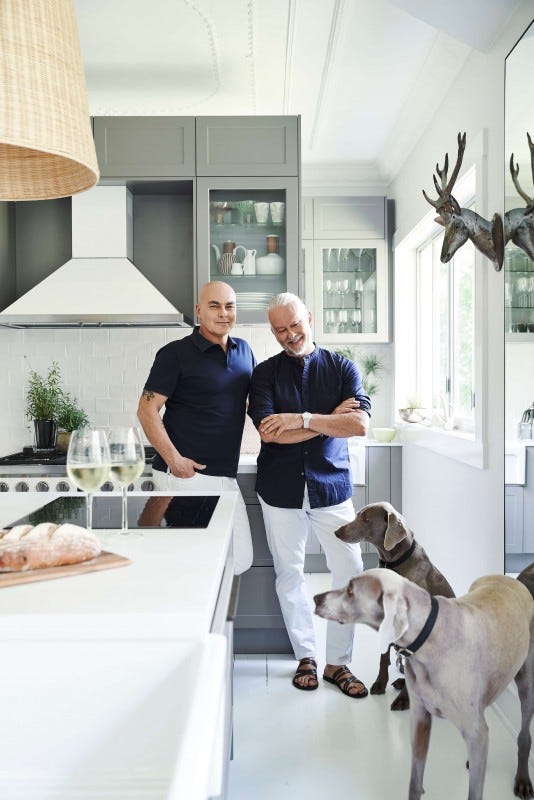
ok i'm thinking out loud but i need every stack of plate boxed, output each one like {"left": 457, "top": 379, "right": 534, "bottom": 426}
{"left": 235, "top": 291, "right": 272, "bottom": 310}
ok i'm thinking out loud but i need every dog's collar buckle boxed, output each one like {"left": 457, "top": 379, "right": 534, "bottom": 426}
{"left": 394, "top": 596, "right": 439, "bottom": 661}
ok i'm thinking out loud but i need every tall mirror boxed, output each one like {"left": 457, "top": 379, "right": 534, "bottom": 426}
{"left": 505, "top": 20, "right": 534, "bottom": 572}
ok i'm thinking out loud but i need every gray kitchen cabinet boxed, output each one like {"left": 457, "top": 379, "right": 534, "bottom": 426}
{"left": 196, "top": 116, "right": 299, "bottom": 177}
{"left": 235, "top": 473, "right": 291, "bottom": 654}
{"left": 93, "top": 117, "right": 196, "bottom": 177}
{"left": 313, "top": 196, "right": 386, "bottom": 239}
{"left": 196, "top": 176, "right": 300, "bottom": 324}
{"left": 505, "top": 485, "right": 524, "bottom": 554}
{"left": 505, "top": 449, "right": 534, "bottom": 554}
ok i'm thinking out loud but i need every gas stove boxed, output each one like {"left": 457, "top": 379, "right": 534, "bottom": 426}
{"left": 0, "top": 446, "right": 157, "bottom": 493}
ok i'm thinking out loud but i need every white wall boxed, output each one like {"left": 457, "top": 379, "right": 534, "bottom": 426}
{"left": 0, "top": 325, "right": 393, "bottom": 455}
{"left": 388, "top": 2, "right": 534, "bottom": 593}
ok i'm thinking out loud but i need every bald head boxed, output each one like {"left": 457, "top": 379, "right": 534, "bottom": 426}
{"left": 195, "top": 281, "right": 237, "bottom": 346}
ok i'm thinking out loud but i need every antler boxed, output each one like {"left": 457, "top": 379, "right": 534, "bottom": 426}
{"left": 423, "top": 132, "right": 467, "bottom": 211}
{"left": 510, "top": 132, "right": 534, "bottom": 206}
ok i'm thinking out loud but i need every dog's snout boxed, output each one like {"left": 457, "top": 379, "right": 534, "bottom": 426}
{"left": 335, "top": 524, "right": 348, "bottom": 540}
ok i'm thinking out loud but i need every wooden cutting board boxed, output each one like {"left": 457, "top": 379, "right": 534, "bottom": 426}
{"left": 0, "top": 551, "right": 132, "bottom": 588}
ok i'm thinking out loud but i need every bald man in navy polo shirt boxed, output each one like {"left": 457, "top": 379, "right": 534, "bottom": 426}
{"left": 137, "top": 281, "right": 256, "bottom": 574}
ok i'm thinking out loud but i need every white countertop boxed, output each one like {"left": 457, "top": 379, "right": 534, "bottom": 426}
{"left": 0, "top": 491, "right": 237, "bottom": 799}
{"left": 0, "top": 491, "right": 236, "bottom": 640}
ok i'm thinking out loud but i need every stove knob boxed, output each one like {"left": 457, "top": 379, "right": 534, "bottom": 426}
{"left": 15, "top": 481, "right": 29, "bottom": 492}
{"left": 140, "top": 480, "right": 155, "bottom": 492}
{"left": 127, "top": 483, "right": 135, "bottom": 492}
{"left": 35, "top": 481, "right": 50, "bottom": 492}
{"left": 0, "top": 482, "right": 9, "bottom": 492}
{"left": 101, "top": 481, "right": 114, "bottom": 492}
{"left": 56, "top": 481, "right": 71, "bottom": 492}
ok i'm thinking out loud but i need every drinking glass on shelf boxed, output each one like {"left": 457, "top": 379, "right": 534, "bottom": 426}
{"left": 350, "top": 310, "right": 361, "bottom": 332}
{"left": 66, "top": 428, "right": 111, "bottom": 530}
{"left": 107, "top": 426, "right": 145, "bottom": 534}
{"left": 340, "top": 279, "right": 350, "bottom": 307}
{"left": 338, "top": 309, "right": 348, "bottom": 333}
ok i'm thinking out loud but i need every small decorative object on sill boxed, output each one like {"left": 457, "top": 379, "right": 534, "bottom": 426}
{"left": 423, "top": 132, "right": 504, "bottom": 271}
{"left": 432, "top": 395, "right": 455, "bottom": 431}
{"left": 505, "top": 132, "right": 534, "bottom": 262}
{"left": 519, "top": 402, "right": 534, "bottom": 440}
{"left": 399, "top": 395, "right": 426, "bottom": 424}
{"left": 0, "top": 0, "right": 99, "bottom": 200}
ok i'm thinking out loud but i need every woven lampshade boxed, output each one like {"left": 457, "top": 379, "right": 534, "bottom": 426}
{"left": 0, "top": 0, "right": 99, "bottom": 201}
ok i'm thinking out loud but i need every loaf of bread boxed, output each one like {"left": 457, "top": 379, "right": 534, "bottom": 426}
{"left": 0, "top": 523, "right": 102, "bottom": 571}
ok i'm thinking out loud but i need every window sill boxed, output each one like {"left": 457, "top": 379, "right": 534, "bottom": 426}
{"left": 396, "top": 423, "right": 485, "bottom": 469}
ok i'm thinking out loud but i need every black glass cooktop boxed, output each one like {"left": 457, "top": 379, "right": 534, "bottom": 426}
{"left": 6, "top": 495, "right": 220, "bottom": 530}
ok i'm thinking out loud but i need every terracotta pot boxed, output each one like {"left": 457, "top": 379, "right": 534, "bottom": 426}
{"left": 56, "top": 431, "right": 72, "bottom": 454}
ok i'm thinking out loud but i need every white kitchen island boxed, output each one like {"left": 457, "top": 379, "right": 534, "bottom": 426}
{"left": 0, "top": 491, "right": 237, "bottom": 800}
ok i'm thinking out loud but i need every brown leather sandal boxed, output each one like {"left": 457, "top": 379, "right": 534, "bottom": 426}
{"left": 292, "top": 657, "right": 319, "bottom": 691}
{"left": 323, "top": 666, "right": 368, "bottom": 698}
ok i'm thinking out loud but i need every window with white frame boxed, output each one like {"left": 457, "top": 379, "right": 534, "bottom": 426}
{"left": 416, "top": 218, "right": 475, "bottom": 430}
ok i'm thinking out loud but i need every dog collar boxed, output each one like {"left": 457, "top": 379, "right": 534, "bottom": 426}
{"left": 394, "top": 595, "right": 439, "bottom": 658}
{"left": 379, "top": 539, "right": 416, "bottom": 569}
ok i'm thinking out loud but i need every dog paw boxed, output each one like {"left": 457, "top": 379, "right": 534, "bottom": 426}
{"left": 370, "top": 681, "right": 387, "bottom": 695}
{"left": 390, "top": 690, "right": 410, "bottom": 711}
{"left": 391, "top": 678, "right": 406, "bottom": 690}
{"left": 514, "top": 775, "right": 534, "bottom": 798}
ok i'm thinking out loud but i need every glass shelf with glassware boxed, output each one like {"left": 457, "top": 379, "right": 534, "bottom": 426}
{"left": 505, "top": 244, "right": 534, "bottom": 337}
{"left": 197, "top": 177, "right": 300, "bottom": 324}
{"left": 312, "top": 240, "right": 388, "bottom": 342}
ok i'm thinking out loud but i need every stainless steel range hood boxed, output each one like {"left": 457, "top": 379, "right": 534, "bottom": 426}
{"left": 0, "top": 186, "right": 189, "bottom": 328}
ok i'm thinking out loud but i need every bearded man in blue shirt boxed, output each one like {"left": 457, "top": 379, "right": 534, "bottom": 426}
{"left": 248, "top": 292, "right": 370, "bottom": 697}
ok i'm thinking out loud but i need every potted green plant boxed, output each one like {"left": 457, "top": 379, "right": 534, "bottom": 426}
{"left": 25, "top": 362, "right": 63, "bottom": 449}
{"left": 334, "top": 348, "right": 384, "bottom": 398}
{"left": 55, "top": 394, "right": 90, "bottom": 454}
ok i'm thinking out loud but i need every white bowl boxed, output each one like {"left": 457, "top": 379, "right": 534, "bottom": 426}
{"left": 372, "top": 427, "right": 396, "bottom": 443}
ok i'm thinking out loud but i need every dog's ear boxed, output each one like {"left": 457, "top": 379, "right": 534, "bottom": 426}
{"left": 378, "top": 590, "right": 409, "bottom": 653}
{"left": 384, "top": 508, "right": 409, "bottom": 551}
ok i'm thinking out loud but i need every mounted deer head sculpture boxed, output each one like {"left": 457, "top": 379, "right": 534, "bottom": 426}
{"left": 505, "top": 132, "right": 534, "bottom": 261}
{"left": 423, "top": 132, "right": 504, "bottom": 271}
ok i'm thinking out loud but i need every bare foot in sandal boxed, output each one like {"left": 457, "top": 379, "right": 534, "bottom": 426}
{"left": 292, "top": 657, "right": 318, "bottom": 691}
{"left": 323, "top": 664, "right": 368, "bottom": 698}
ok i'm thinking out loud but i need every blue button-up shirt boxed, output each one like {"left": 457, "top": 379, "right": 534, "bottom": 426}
{"left": 144, "top": 327, "right": 256, "bottom": 477}
{"left": 248, "top": 346, "right": 371, "bottom": 509}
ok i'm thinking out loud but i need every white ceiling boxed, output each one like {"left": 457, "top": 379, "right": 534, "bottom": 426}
{"left": 74, "top": 0, "right": 522, "bottom": 187}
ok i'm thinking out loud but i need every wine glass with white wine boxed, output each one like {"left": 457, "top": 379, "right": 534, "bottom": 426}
{"left": 66, "top": 428, "right": 111, "bottom": 530}
{"left": 107, "top": 426, "right": 145, "bottom": 533}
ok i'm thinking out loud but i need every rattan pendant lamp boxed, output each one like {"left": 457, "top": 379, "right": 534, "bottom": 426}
{"left": 0, "top": 0, "right": 99, "bottom": 200}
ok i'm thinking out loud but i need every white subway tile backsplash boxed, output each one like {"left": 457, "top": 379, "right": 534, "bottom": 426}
{"left": 0, "top": 324, "right": 394, "bottom": 455}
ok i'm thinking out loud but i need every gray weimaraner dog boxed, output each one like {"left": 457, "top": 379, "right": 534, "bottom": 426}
{"left": 336, "top": 501, "right": 455, "bottom": 710}
{"left": 314, "top": 568, "right": 534, "bottom": 800}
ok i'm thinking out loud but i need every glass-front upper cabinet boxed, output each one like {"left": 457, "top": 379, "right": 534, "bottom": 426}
{"left": 505, "top": 243, "right": 534, "bottom": 337}
{"left": 312, "top": 239, "right": 388, "bottom": 343}
{"left": 197, "top": 177, "right": 300, "bottom": 324}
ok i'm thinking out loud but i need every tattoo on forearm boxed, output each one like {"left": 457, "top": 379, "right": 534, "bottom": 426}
{"left": 142, "top": 390, "right": 155, "bottom": 401}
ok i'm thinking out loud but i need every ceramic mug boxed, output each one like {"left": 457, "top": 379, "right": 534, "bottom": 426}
{"left": 231, "top": 263, "right": 244, "bottom": 275}
{"left": 270, "top": 202, "right": 285, "bottom": 225}
{"left": 254, "top": 202, "right": 269, "bottom": 224}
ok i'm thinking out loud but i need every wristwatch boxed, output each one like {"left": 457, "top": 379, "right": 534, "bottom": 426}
{"left": 302, "top": 412, "right": 312, "bottom": 429}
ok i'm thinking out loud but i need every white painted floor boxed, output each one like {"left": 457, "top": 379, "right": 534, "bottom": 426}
{"left": 229, "top": 573, "right": 526, "bottom": 800}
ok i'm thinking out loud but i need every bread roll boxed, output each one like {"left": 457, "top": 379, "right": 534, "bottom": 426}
{"left": 0, "top": 523, "right": 102, "bottom": 572}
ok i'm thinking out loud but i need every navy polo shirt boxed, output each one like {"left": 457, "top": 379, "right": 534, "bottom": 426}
{"left": 248, "top": 346, "right": 371, "bottom": 509}
{"left": 144, "top": 327, "right": 256, "bottom": 477}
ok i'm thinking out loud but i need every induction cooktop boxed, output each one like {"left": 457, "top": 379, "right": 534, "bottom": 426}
{"left": 6, "top": 495, "right": 220, "bottom": 530}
